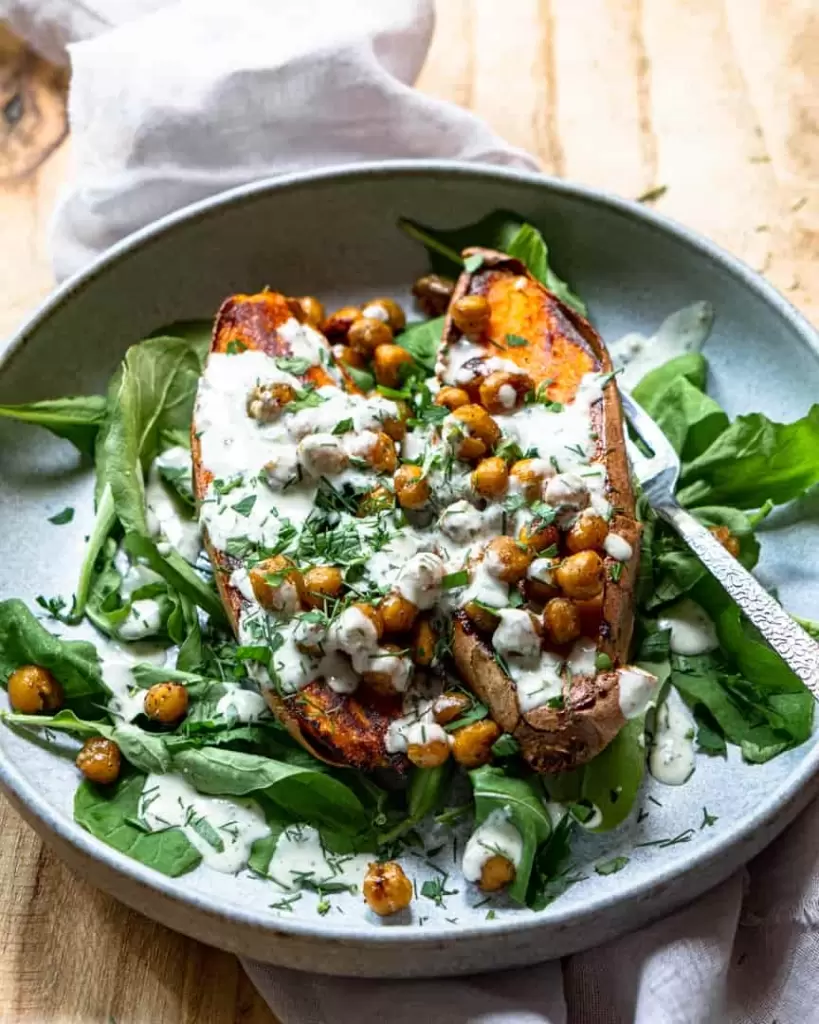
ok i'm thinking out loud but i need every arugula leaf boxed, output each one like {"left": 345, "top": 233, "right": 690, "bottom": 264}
{"left": 74, "top": 773, "right": 201, "bottom": 877}
{"left": 397, "top": 317, "right": 445, "bottom": 373}
{"left": 469, "top": 766, "right": 551, "bottom": 904}
{"left": 0, "top": 395, "right": 106, "bottom": 458}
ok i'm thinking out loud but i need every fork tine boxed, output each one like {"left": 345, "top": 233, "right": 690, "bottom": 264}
{"left": 619, "top": 389, "right": 667, "bottom": 455}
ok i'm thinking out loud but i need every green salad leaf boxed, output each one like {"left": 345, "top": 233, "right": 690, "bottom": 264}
{"left": 505, "top": 223, "right": 587, "bottom": 315}
{"left": 0, "top": 395, "right": 106, "bottom": 458}
{"left": 398, "top": 317, "right": 445, "bottom": 372}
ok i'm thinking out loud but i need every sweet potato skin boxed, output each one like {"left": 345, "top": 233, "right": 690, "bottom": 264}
{"left": 192, "top": 292, "right": 406, "bottom": 772}
{"left": 444, "top": 249, "right": 642, "bottom": 772}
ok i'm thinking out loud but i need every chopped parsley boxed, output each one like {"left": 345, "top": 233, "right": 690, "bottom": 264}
{"left": 442, "top": 569, "right": 469, "bottom": 590}
{"left": 700, "top": 807, "right": 719, "bottom": 829}
{"left": 504, "top": 333, "right": 529, "bottom": 348}
{"left": 231, "top": 494, "right": 258, "bottom": 518}
{"left": 595, "top": 652, "right": 613, "bottom": 671}
{"left": 275, "top": 356, "right": 312, "bottom": 375}
{"left": 226, "top": 339, "right": 247, "bottom": 355}
{"left": 608, "top": 562, "right": 623, "bottom": 583}
{"left": 420, "top": 873, "right": 459, "bottom": 907}
{"left": 463, "top": 253, "right": 484, "bottom": 273}
{"left": 332, "top": 418, "right": 354, "bottom": 435}
{"left": 48, "top": 507, "right": 74, "bottom": 525}
{"left": 594, "top": 856, "right": 629, "bottom": 876}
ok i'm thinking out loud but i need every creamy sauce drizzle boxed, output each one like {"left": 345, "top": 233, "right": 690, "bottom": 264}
{"left": 268, "top": 824, "right": 371, "bottom": 892}
{"left": 658, "top": 599, "right": 719, "bottom": 655}
{"left": 649, "top": 686, "right": 696, "bottom": 785}
{"left": 462, "top": 809, "right": 523, "bottom": 882}
{"left": 609, "top": 301, "right": 714, "bottom": 390}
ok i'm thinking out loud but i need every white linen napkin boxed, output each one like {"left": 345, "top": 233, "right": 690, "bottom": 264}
{"left": 6, "top": 1, "right": 819, "bottom": 1021}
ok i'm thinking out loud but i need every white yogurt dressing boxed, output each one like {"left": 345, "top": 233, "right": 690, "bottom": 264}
{"left": 216, "top": 683, "right": 268, "bottom": 723}
{"left": 649, "top": 686, "right": 696, "bottom": 785}
{"left": 268, "top": 824, "right": 371, "bottom": 892}
{"left": 139, "top": 773, "right": 270, "bottom": 873}
{"left": 617, "top": 666, "right": 658, "bottom": 719}
{"left": 603, "top": 532, "right": 633, "bottom": 562}
{"left": 147, "top": 448, "right": 202, "bottom": 564}
{"left": 658, "top": 599, "right": 719, "bottom": 655}
{"left": 609, "top": 301, "right": 714, "bottom": 390}
{"left": 462, "top": 809, "right": 523, "bottom": 882}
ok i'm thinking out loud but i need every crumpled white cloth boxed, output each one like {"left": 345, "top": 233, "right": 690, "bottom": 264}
{"left": 6, "top": 1, "right": 819, "bottom": 1021}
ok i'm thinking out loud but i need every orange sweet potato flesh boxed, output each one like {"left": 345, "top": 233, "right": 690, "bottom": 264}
{"left": 192, "top": 292, "right": 407, "bottom": 772}
{"left": 444, "top": 249, "right": 642, "bottom": 773}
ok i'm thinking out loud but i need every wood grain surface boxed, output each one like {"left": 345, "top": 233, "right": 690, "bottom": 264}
{"left": 0, "top": 2, "right": 816, "bottom": 1021}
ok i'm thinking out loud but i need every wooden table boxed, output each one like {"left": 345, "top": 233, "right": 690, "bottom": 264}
{"left": 0, "top": 2, "right": 815, "bottom": 1020}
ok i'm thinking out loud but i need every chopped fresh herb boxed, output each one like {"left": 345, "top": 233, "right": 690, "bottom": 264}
{"left": 486, "top": 909, "right": 497, "bottom": 920}
{"left": 494, "top": 437, "right": 525, "bottom": 464}
{"left": 231, "top": 494, "right": 257, "bottom": 518}
{"left": 504, "top": 334, "right": 529, "bottom": 348}
{"left": 420, "top": 873, "right": 458, "bottom": 907}
{"left": 502, "top": 493, "right": 527, "bottom": 514}
{"left": 636, "top": 184, "right": 668, "bottom": 204}
{"left": 507, "top": 590, "right": 525, "bottom": 609}
{"left": 700, "top": 807, "right": 719, "bottom": 829}
{"left": 48, "top": 507, "right": 74, "bottom": 525}
{"left": 546, "top": 695, "right": 564, "bottom": 710}
{"left": 636, "top": 828, "right": 695, "bottom": 849}
{"left": 609, "top": 562, "right": 623, "bottom": 583}
{"left": 269, "top": 893, "right": 302, "bottom": 912}
{"left": 595, "top": 855, "right": 629, "bottom": 876}
{"left": 491, "top": 733, "right": 520, "bottom": 758}
{"left": 434, "top": 804, "right": 471, "bottom": 826}
{"left": 442, "top": 569, "right": 469, "bottom": 590}
{"left": 332, "top": 418, "right": 354, "bottom": 435}
{"left": 595, "top": 653, "right": 613, "bottom": 671}
{"left": 275, "top": 356, "right": 312, "bottom": 375}
{"left": 316, "top": 897, "right": 331, "bottom": 916}
{"left": 463, "top": 253, "right": 484, "bottom": 273}
{"left": 213, "top": 476, "right": 243, "bottom": 497}
{"left": 443, "top": 702, "right": 489, "bottom": 733}
{"left": 226, "top": 340, "right": 248, "bottom": 355}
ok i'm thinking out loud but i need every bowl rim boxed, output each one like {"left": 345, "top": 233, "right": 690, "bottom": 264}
{"left": 1, "top": 158, "right": 818, "bottom": 949}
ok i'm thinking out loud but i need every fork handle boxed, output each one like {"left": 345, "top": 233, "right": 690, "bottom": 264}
{"left": 657, "top": 501, "right": 819, "bottom": 697}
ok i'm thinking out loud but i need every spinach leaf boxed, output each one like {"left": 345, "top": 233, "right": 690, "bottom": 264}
{"left": 398, "top": 317, "right": 445, "bottom": 372}
{"left": 646, "top": 377, "right": 729, "bottom": 461}
{"left": 0, "top": 599, "right": 104, "bottom": 701}
{"left": 574, "top": 716, "right": 648, "bottom": 832}
{"left": 632, "top": 352, "right": 708, "bottom": 408}
{"left": 74, "top": 773, "right": 201, "bottom": 876}
{"left": 505, "top": 224, "right": 587, "bottom": 315}
{"left": 124, "top": 533, "right": 225, "bottom": 626}
{"left": 112, "top": 724, "right": 172, "bottom": 774}
{"left": 148, "top": 320, "right": 212, "bottom": 364}
{"left": 171, "top": 748, "right": 368, "bottom": 834}
{"left": 0, "top": 395, "right": 106, "bottom": 458}
{"left": 527, "top": 814, "right": 578, "bottom": 910}
{"left": 1, "top": 708, "right": 111, "bottom": 739}
{"left": 469, "top": 765, "right": 551, "bottom": 904}
{"left": 157, "top": 462, "right": 195, "bottom": 508}
{"left": 72, "top": 483, "right": 117, "bottom": 622}
{"left": 378, "top": 763, "right": 453, "bottom": 845}
{"left": 678, "top": 405, "right": 819, "bottom": 509}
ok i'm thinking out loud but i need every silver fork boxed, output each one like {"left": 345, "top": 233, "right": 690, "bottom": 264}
{"left": 620, "top": 389, "right": 819, "bottom": 698}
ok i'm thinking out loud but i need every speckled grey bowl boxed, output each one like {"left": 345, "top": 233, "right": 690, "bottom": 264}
{"left": 1, "top": 162, "right": 818, "bottom": 977}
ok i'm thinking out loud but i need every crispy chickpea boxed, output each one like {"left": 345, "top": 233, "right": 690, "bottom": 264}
{"left": 382, "top": 401, "right": 409, "bottom": 441}
{"left": 362, "top": 297, "right": 406, "bottom": 333}
{"left": 412, "top": 274, "right": 455, "bottom": 317}
{"left": 7, "top": 665, "right": 63, "bottom": 715}
{"left": 379, "top": 592, "right": 419, "bottom": 633}
{"left": 433, "top": 691, "right": 472, "bottom": 726}
{"left": 435, "top": 386, "right": 471, "bottom": 411}
{"left": 464, "top": 600, "right": 500, "bottom": 633}
{"left": 412, "top": 617, "right": 438, "bottom": 666}
{"left": 451, "top": 404, "right": 501, "bottom": 461}
{"left": 451, "top": 294, "right": 491, "bottom": 336}
{"left": 479, "top": 370, "right": 533, "bottom": 415}
{"left": 288, "top": 295, "right": 324, "bottom": 328}
{"left": 360, "top": 644, "right": 410, "bottom": 696}
{"left": 144, "top": 683, "right": 189, "bottom": 724}
{"left": 250, "top": 555, "right": 305, "bottom": 613}
{"left": 365, "top": 431, "right": 398, "bottom": 473}
{"left": 76, "top": 736, "right": 121, "bottom": 785}
{"left": 302, "top": 565, "right": 344, "bottom": 609}
{"left": 451, "top": 719, "right": 501, "bottom": 768}
{"left": 246, "top": 382, "right": 298, "bottom": 422}
{"left": 363, "top": 861, "right": 413, "bottom": 916}
{"left": 351, "top": 602, "right": 385, "bottom": 644}
{"left": 709, "top": 524, "right": 741, "bottom": 558}
{"left": 566, "top": 513, "right": 609, "bottom": 554}
{"left": 509, "top": 458, "right": 548, "bottom": 499}
{"left": 543, "top": 597, "right": 582, "bottom": 646}
{"left": 393, "top": 463, "right": 430, "bottom": 510}
{"left": 407, "top": 734, "right": 451, "bottom": 768}
{"left": 484, "top": 536, "right": 532, "bottom": 585}
{"left": 332, "top": 343, "right": 367, "bottom": 370}
{"left": 472, "top": 456, "right": 509, "bottom": 498}
{"left": 479, "top": 855, "right": 516, "bottom": 893}
{"left": 348, "top": 316, "right": 393, "bottom": 356}
{"left": 357, "top": 485, "right": 395, "bottom": 517}
{"left": 555, "top": 550, "right": 605, "bottom": 600}
{"left": 373, "top": 344, "right": 414, "bottom": 388}
{"left": 322, "top": 305, "right": 362, "bottom": 341}
{"left": 519, "top": 519, "right": 560, "bottom": 553}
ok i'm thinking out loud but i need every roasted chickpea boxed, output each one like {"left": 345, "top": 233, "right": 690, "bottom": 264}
{"left": 379, "top": 592, "right": 419, "bottom": 633}
{"left": 543, "top": 597, "right": 582, "bottom": 646}
{"left": 361, "top": 297, "right": 406, "bottom": 333}
{"left": 357, "top": 485, "right": 395, "bottom": 517}
{"left": 250, "top": 555, "right": 305, "bottom": 613}
{"left": 472, "top": 456, "right": 509, "bottom": 498}
{"left": 373, "top": 344, "right": 414, "bottom": 388}
{"left": 479, "top": 855, "right": 516, "bottom": 893}
{"left": 479, "top": 370, "right": 533, "bottom": 414}
{"left": 348, "top": 316, "right": 393, "bottom": 356}
{"left": 382, "top": 401, "right": 409, "bottom": 441}
{"left": 451, "top": 719, "right": 501, "bottom": 768}
{"left": 709, "top": 524, "right": 741, "bottom": 558}
{"left": 434, "top": 386, "right": 470, "bottom": 412}
{"left": 350, "top": 602, "right": 385, "bottom": 644}
{"left": 246, "top": 382, "right": 297, "bottom": 422}
{"left": 519, "top": 519, "right": 560, "bottom": 553}
{"left": 322, "top": 305, "right": 362, "bottom": 341}
{"left": 412, "top": 274, "right": 455, "bottom": 317}
{"left": 451, "top": 294, "right": 491, "bottom": 336}
{"left": 464, "top": 600, "right": 500, "bottom": 633}
{"left": 360, "top": 645, "right": 410, "bottom": 696}
{"left": 76, "top": 736, "right": 121, "bottom": 785}
{"left": 332, "top": 343, "right": 367, "bottom": 370}
{"left": 144, "top": 682, "right": 189, "bottom": 724}
{"left": 555, "top": 550, "right": 605, "bottom": 600}
{"left": 288, "top": 295, "right": 325, "bottom": 328}
{"left": 412, "top": 617, "right": 438, "bottom": 666}
{"left": 451, "top": 404, "right": 501, "bottom": 461}
{"left": 302, "top": 565, "right": 344, "bottom": 609}
{"left": 407, "top": 734, "right": 451, "bottom": 768}
{"left": 433, "top": 691, "right": 472, "bottom": 726}
{"left": 484, "top": 536, "right": 532, "bottom": 584}
{"left": 394, "top": 464, "right": 430, "bottom": 510}
{"left": 524, "top": 556, "right": 560, "bottom": 605}
{"left": 509, "top": 458, "right": 548, "bottom": 499}
{"left": 566, "top": 513, "right": 609, "bottom": 553}
{"left": 7, "top": 665, "right": 63, "bottom": 714}
{"left": 365, "top": 431, "right": 398, "bottom": 473}
{"left": 363, "top": 861, "right": 413, "bottom": 916}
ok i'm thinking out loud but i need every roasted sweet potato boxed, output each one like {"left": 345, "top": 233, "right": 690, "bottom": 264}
{"left": 442, "top": 249, "right": 649, "bottom": 773}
